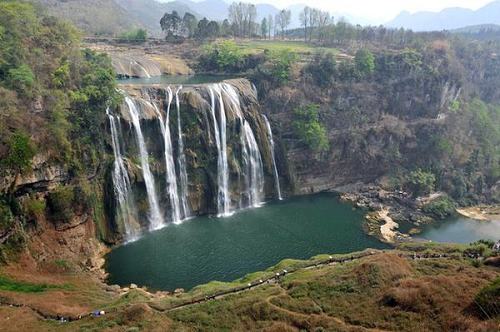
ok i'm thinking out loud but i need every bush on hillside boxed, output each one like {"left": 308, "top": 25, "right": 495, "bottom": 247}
{"left": 405, "top": 169, "right": 436, "bottom": 196}
{"left": 422, "top": 195, "right": 456, "bottom": 219}
{"left": 305, "top": 51, "right": 336, "bottom": 87}
{"left": 293, "top": 104, "right": 330, "bottom": 153}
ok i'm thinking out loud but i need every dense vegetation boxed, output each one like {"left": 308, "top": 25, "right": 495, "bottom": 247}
{"left": 0, "top": 1, "right": 118, "bottom": 260}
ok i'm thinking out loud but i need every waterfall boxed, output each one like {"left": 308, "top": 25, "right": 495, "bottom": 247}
{"left": 124, "top": 97, "right": 163, "bottom": 230}
{"left": 220, "top": 83, "right": 265, "bottom": 209}
{"left": 107, "top": 109, "right": 140, "bottom": 240}
{"left": 175, "top": 87, "right": 190, "bottom": 220}
{"left": 210, "top": 85, "right": 231, "bottom": 217}
{"left": 149, "top": 91, "right": 182, "bottom": 224}
{"left": 163, "top": 88, "right": 182, "bottom": 223}
{"left": 262, "top": 115, "right": 282, "bottom": 200}
{"left": 241, "top": 121, "right": 265, "bottom": 207}
{"left": 112, "top": 81, "right": 276, "bottom": 240}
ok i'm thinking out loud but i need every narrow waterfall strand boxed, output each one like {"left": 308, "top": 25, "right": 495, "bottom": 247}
{"left": 263, "top": 115, "right": 282, "bottom": 200}
{"left": 107, "top": 109, "right": 140, "bottom": 240}
{"left": 175, "top": 86, "right": 190, "bottom": 220}
{"left": 124, "top": 97, "right": 163, "bottom": 230}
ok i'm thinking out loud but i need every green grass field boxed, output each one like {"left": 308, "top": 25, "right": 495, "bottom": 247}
{"left": 235, "top": 39, "right": 338, "bottom": 55}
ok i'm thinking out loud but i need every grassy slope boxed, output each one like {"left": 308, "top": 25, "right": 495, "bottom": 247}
{"left": 1, "top": 243, "right": 497, "bottom": 331}
{"left": 235, "top": 40, "right": 338, "bottom": 56}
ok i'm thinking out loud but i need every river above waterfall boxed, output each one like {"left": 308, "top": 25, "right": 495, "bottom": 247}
{"left": 117, "top": 74, "right": 235, "bottom": 85}
{"left": 105, "top": 193, "right": 388, "bottom": 291}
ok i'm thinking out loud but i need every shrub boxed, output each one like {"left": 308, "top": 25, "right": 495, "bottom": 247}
{"left": 405, "top": 169, "right": 436, "bottom": 196}
{"left": 305, "top": 51, "right": 336, "bottom": 87}
{"left": 24, "top": 197, "right": 46, "bottom": 219}
{"left": 355, "top": 48, "right": 375, "bottom": 76}
{"left": 1, "top": 131, "right": 36, "bottom": 176}
{"left": 48, "top": 186, "right": 75, "bottom": 223}
{"left": 293, "top": 104, "right": 330, "bottom": 153}
{"left": 473, "top": 277, "right": 500, "bottom": 319}
{"left": 422, "top": 195, "right": 456, "bottom": 219}
{"left": 7, "top": 64, "right": 34, "bottom": 95}
{"left": 0, "top": 199, "right": 13, "bottom": 230}
{"left": 265, "top": 48, "right": 298, "bottom": 84}
{"left": 118, "top": 29, "right": 147, "bottom": 43}
{"left": 201, "top": 40, "right": 244, "bottom": 72}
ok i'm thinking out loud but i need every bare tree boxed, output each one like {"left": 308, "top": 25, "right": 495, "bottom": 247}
{"left": 268, "top": 14, "right": 273, "bottom": 39}
{"left": 299, "top": 6, "right": 310, "bottom": 42}
{"left": 261, "top": 17, "right": 268, "bottom": 39}
{"left": 277, "top": 9, "right": 291, "bottom": 39}
{"left": 228, "top": 2, "right": 258, "bottom": 38}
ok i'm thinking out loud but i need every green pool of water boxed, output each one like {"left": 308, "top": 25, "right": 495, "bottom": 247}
{"left": 117, "top": 74, "right": 235, "bottom": 85}
{"left": 105, "top": 193, "right": 388, "bottom": 291}
{"left": 418, "top": 215, "right": 500, "bottom": 243}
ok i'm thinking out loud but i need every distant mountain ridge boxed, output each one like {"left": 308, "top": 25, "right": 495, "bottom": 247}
{"left": 387, "top": 0, "right": 500, "bottom": 31}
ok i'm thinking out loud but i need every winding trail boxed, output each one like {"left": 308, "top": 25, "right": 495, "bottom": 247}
{"left": 0, "top": 251, "right": 464, "bottom": 325}
{"left": 264, "top": 285, "right": 389, "bottom": 332}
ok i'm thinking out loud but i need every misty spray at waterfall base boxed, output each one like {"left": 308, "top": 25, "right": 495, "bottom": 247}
{"left": 108, "top": 80, "right": 284, "bottom": 241}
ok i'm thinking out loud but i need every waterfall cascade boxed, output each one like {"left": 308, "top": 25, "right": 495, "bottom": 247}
{"left": 109, "top": 81, "right": 283, "bottom": 238}
{"left": 263, "top": 115, "right": 282, "bottom": 200}
{"left": 124, "top": 97, "right": 163, "bottom": 230}
{"left": 175, "top": 87, "right": 190, "bottom": 220}
{"left": 162, "top": 88, "right": 182, "bottom": 223}
{"left": 209, "top": 85, "right": 231, "bottom": 216}
{"left": 107, "top": 109, "right": 140, "bottom": 240}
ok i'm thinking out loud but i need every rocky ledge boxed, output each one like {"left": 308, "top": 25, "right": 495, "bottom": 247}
{"left": 338, "top": 184, "right": 438, "bottom": 243}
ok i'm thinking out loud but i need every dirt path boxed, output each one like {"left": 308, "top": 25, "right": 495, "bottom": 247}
{"left": 263, "top": 285, "right": 389, "bottom": 332}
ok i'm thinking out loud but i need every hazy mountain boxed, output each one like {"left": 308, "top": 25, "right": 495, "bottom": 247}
{"left": 170, "top": 0, "right": 229, "bottom": 21}
{"left": 452, "top": 24, "right": 500, "bottom": 33}
{"left": 387, "top": 0, "right": 500, "bottom": 31}
{"left": 34, "top": 0, "right": 141, "bottom": 35}
{"left": 116, "top": 0, "right": 200, "bottom": 35}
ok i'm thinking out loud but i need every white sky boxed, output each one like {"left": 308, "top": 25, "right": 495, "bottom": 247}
{"left": 258, "top": 0, "right": 494, "bottom": 22}
{"left": 165, "top": 0, "right": 497, "bottom": 23}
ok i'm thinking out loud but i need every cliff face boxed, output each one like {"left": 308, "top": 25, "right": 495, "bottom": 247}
{"left": 259, "top": 75, "right": 485, "bottom": 196}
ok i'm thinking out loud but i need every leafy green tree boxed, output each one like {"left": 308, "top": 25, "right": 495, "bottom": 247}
{"left": 195, "top": 17, "right": 209, "bottom": 40}
{"left": 2, "top": 131, "right": 35, "bottom": 177}
{"left": 266, "top": 49, "right": 298, "bottom": 84}
{"left": 206, "top": 21, "right": 220, "bottom": 39}
{"left": 182, "top": 13, "right": 197, "bottom": 38}
{"left": 160, "top": 11, "right": 182, "bottom": 38}
{"left": 293, "top": 104, "right": 330, "bottom": 153}
{"left": 7, "top": 64, "right": 34, "bottom": 95}
{"left": 355, "top": 48, "right": 375, "bottom": 76}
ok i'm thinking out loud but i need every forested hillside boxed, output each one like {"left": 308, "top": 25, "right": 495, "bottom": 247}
{"left": 0, "top": 1, "right": 118, "bottom": 262}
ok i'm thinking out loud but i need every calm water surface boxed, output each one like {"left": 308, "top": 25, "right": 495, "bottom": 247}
{"left": 419, "top": 215, "right": 500, "bottom": 243}
{"left": 117, "top": 74, "right": 235, "bottom": 85}
{"left": 105, "top": 194, "right": 388, "bottom": 291}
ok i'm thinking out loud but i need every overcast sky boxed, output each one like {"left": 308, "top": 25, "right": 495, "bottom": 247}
{"left": 181, "top": 0, "right": 495, "bottom": 23}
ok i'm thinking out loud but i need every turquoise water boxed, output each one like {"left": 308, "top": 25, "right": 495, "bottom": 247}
{"left": 419, "top": 215, "right": 500, "bottom": 243}
{"left": 105, "top": 194, "right": 388, "bottom": 291}
{"left": 117, "top": 74, "right": 235, "bottom": 85}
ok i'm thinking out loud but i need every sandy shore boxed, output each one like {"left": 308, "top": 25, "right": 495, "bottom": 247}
{"left": 379, "top": 208, "right": 399, "bottom": 243}
{"left": 456, "top": 206, "right": 500, "bottom": 222}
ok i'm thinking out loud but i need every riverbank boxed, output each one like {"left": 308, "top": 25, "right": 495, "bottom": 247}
{"left": 339, "top": 184, "right": 432, "bottom": 243}
{"left": 0, "top": 242, "right": 498, "bottom": 331}
{"left": 457, "top": 206, "right": 500, "bottom": 222}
